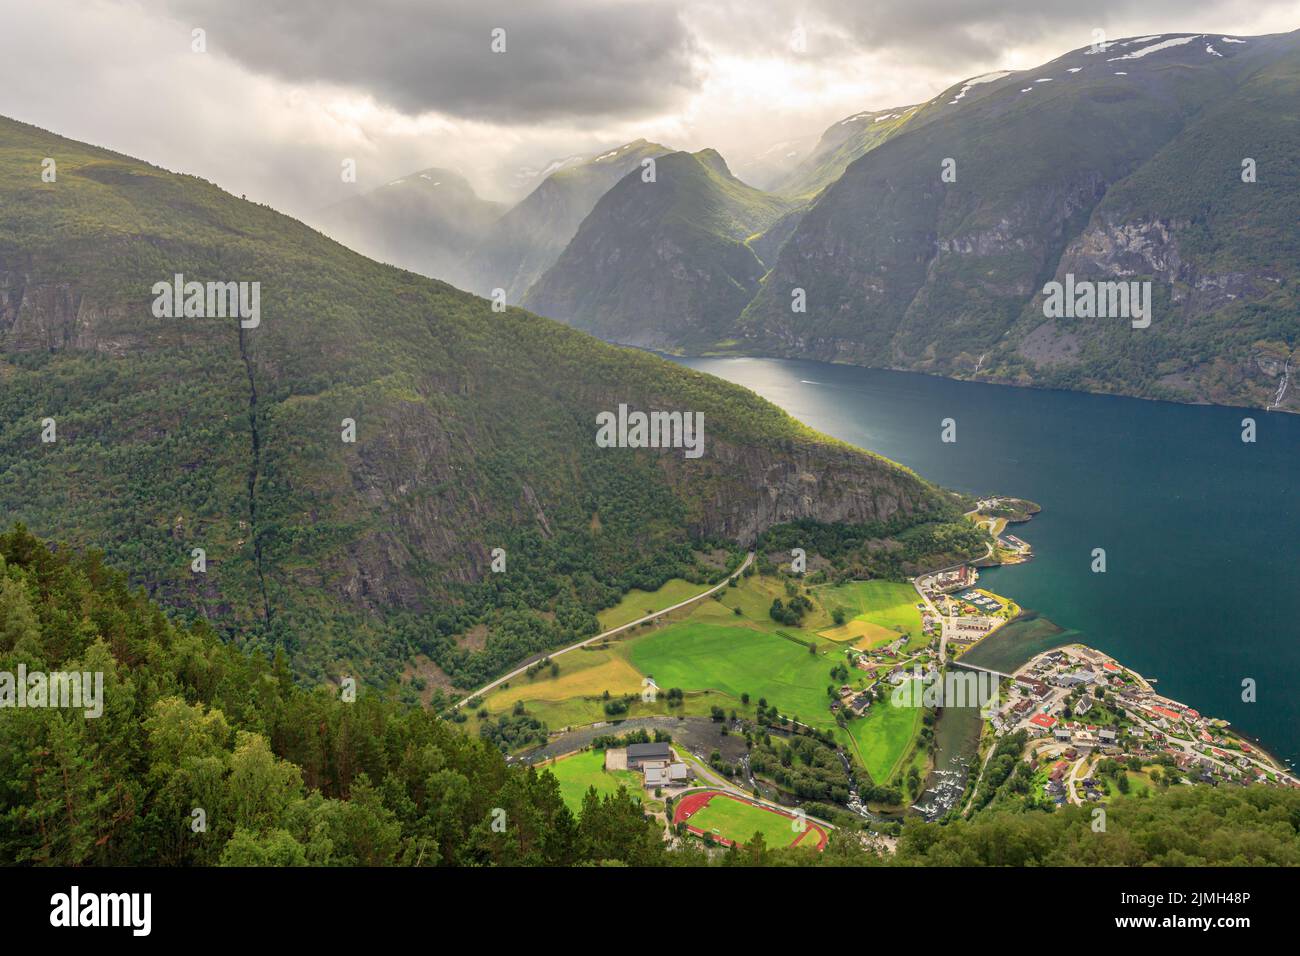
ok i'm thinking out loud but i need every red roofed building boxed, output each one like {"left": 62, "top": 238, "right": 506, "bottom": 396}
{"left": 1151, "top": 706, "right": 1182, "bottom": 722}
{"left": 1030, "top": 713, "right": 1057, "bottom": 729}
{"left": 1102, "top": 662, "right": 1120, "bottom": 673}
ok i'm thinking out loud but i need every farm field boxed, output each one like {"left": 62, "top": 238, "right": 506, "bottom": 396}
{"left": 674, "top": 790, "right": 824, "bottom": 849}
{"left": 597, "top": 578, "right": 714, "bottom": 629}
{"left": 816, "top": 581, "right": 925, "bottom": 649}
{"left": 628, "top": 621, "right": 839, "bottom": 731}
{"left": 465, "top": 575, "right": 924, "bottom": 795}
{"left": 541, "top": 748, "right": 644, "bottom": 812}
{"left": 846, "top": 683, "right": 926, "bottom": 782}
{"left": 703, "top": 573, "right": 836, "bottom": 631}
{"left": 486, "top": 648, "right": 645, "bottom": 712}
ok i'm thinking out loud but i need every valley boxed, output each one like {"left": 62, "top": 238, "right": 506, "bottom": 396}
{"left": 333, "top": 30, "right": 1299, "bottom": 416}
{"left": 1, "top": 4, "right": 1297, "bottom": 886}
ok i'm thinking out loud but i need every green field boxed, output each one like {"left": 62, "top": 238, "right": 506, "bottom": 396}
{"left": 846, "top": 684, "right": 926, "bottom": 783}
{"left": 817, "top": 581, "right": 925, "bottom": 649}
{"left": 597, "top": 578, "right": 714, "bottom": 629}
{"left": 468, "top": 575, "right": 925, "bottom": 792}
{"left": 628, "top": 622, "right": 839, "bottom": 730}
{"left": 541, "top": 749, "right": 644, "bottom": 812}
{"left": 686, "top": 794, "right": 807, "bottom": 848}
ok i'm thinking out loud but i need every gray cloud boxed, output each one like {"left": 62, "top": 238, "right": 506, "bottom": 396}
{"left": 693, "top": 0, "right": 1297, "bottom": 68}
{"left": 161, "top": 0, "right": 701, "bottom": 122}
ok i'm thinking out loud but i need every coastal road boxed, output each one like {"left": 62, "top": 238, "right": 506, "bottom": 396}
{"left": 454, "top": 551, "right": 754, "bottom": 709}
{"left": 915, "top": 511, "right": 995, "bottom": 664}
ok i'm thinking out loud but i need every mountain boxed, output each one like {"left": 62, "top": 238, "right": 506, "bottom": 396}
{"left": 743, "top": 32, "right": 1300, "bottom": 411}
{"left": 523, "top": 149, "right": 797, "bottom": 348}
{"left": 530, "top": 32, "right": 1299, "bottom": 413}
{"left": 729, "top": 132, "right": 820, "bottom": 190}
{"left": 311, "top": 167, "right": 503, "bottom": 289}
{"left": 0, "top": 116, "right": 972, "bottom": 691}
{"left": 774, "top": 104, "right": 922, "bottom": 199}
{"left": 464, "top": 139, "right": 672, "bottom": 301}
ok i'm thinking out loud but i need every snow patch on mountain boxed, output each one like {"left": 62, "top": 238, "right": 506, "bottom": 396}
{"left": 948, "top": 71, "right": 1013, "bottom": 104}
{"left": 1108, "top": 35, "right": 1198, "bottom": 61}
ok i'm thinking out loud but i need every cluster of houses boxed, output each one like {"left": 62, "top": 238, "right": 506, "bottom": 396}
{"left": 833, "top": 684, "right": 874, "bottom": 717}
{"left": 852, "top": 637, "right": 912, "bottom": 674}
{"left": 928, "top": 565, "right": 977, "bottom": 594}
{"left": 991, "top": 645, "right": 1296, "bottom": 798}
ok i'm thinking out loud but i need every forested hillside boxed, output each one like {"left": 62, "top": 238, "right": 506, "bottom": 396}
{"left": 0, "top": 116, "right": 969, "bottom": 692}
{"left": 464, "top": 139, "right": 672, "bottom": 301}
{"left": 524, "top": 149, "right": 796, "bottom": 348}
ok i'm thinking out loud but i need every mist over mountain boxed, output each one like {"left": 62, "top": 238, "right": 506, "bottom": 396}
{"left": 464, "top": 139, "right": 673, "bottom": 301}
{"left": 310, "top": 168, "right": 503, "bottom": 289}
{"left": 503, "top": 30, "right": 1299, "bottom": 413}
{"left": 522, "top": 149, "right": 795, "bottom": 348}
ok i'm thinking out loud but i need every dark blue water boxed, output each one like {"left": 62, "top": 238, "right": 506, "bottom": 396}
{"left": 678, "top": 357, "right": 1300, "bottom": 768}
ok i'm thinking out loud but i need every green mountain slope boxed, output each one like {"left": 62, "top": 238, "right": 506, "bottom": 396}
{"left": 464, "top": 139, "right": 672, "bottom": 301}
{"left": 523, "top": 149, "right": 796, "bottom": 348}
{"left": 740, "top": 31, "right": 1300, "bottom": 411}
{"left": 0, "top": 116, "right": 967, "bottom": 690}
{"left": 774, "top": 103, "right": 922, "bottom": 200}
{"left": 310, "top": 167, "right": 503, "bottom": 290}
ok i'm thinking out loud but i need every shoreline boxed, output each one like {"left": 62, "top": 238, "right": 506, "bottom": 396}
{"left": 666, "top": 350, "right": 1297, "bottom": 417}
{"left": 922, "top": 500, "right": 1296, "bottom": 814}
{"left": 1004, "top": 642, "right": 1297, "bottom": 787}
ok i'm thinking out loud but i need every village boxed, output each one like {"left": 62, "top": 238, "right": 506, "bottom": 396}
{"left": 986, "top": 644, "right": 1300, "bottom": 806}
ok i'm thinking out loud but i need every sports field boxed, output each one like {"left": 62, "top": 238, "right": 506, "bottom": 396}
{"left": 628, "top": 622, "right": 837, "bottom": 730}
{"left": 674, "top": 790, "right": 826, "bottom": 850}
{"left": 542, "top": 749, "right": 644, "bottom": 812}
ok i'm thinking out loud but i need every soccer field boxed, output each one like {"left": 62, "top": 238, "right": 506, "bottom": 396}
{"left": 676, "top": 791, "right": 824, "bottom": 849}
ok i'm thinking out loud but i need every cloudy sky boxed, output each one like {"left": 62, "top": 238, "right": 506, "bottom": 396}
{"left": 1, "top": 0, "right": 1296, "bottom": 216}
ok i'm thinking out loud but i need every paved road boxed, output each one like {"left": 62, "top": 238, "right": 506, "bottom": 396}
{"left": 1065, "top": 754, "right": 1089, "bottom": 806}
{"left": 913, "top": 511, "right": 994, "bottom": 664}
{"left": 455, "top": 551, "right": 754, "bottom": 708}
